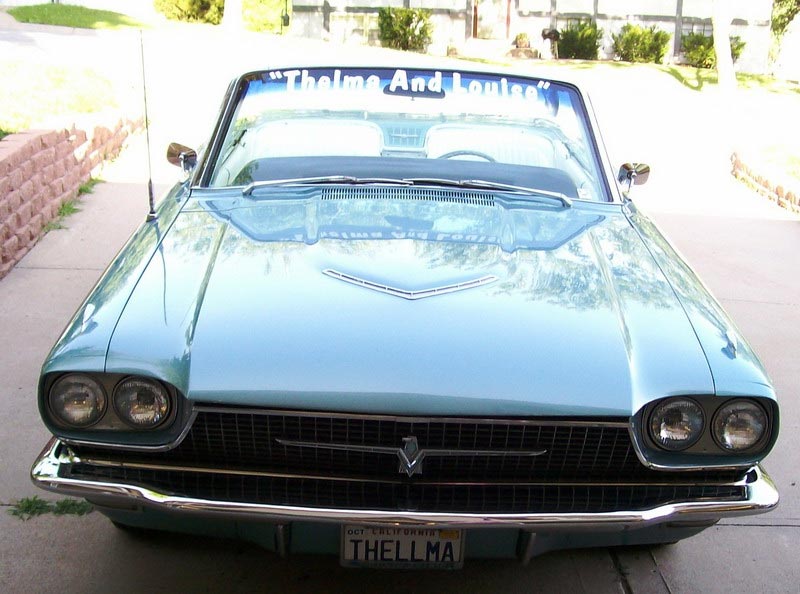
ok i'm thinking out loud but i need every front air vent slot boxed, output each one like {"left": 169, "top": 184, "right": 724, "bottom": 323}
{"left": 320, "top": 186, "right": 495, "bottom": 207}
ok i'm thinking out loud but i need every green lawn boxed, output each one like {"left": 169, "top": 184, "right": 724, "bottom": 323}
{"left": 7, "top": 4, "right": 147, "bottom": 30}
{"left": 0, "top": 61, "right": 116, "bottom": 134}
{"left": 516, "top": 58, "right": 800, "bottom": 95}
{"left": 659, "top": 63, "right": 800, "bottom": 94}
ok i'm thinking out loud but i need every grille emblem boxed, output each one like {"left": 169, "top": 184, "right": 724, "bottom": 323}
{"left": 399, "top": 436, "right": 423, "bottom": 476}
{"left": 276, "top": 436, "right": 547, "bottom": 477}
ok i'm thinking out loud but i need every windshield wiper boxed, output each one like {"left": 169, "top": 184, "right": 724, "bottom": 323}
{"left": 242, "top": 176, "right": 572, "bottom": 207}
{"left": 403, "top": 178, "right": 572, "bottom": 207}
{"left": 242, "top": 176, "right": 412, "bottom": 196}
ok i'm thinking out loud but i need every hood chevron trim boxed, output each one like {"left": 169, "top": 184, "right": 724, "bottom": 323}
{"left": 322, "top": 269, "right": 499, "bottom": 300}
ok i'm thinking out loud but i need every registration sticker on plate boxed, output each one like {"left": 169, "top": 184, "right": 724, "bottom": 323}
{"left": 341, "top": 525, "right": 464, "bottom": 569}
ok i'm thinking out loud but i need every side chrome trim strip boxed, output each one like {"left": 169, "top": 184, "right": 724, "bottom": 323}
{"left": 322, "top": 269, "right": 498, "bottom": 300}
{"left": 31, "top": 438, "right": 779, "bottom": 530}
{"left": 276, "top": 436, "right": 546, "bottom": 477}
{"left": 77, "top": 454, "right": 741, "bottom": 487}
{"left": 275, "top": 438, "right": 546, "bottom": 459}
{"left": 57, "top": 409, "right": 630, "bottom": 457}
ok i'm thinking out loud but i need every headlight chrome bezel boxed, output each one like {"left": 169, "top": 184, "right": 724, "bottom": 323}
{"left": 712, "top": 399, "right": 769, "bottom": 453}
{"left": 648, "top": 397, "right": 705, "bottom": 452}
{"left": 48, "top": 373, "right": 108, "bottom": 429}
{"left": 113, "top": 376, "right": 172, "bottom": 429}
{"left": 43, "top": 372, "right": 178, "bottom": 435}
{"left": 640, "top": 395, "right": 777, "bottom": 465}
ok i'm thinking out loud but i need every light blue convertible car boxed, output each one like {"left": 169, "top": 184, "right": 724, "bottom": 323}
{"left": 31, "top": 65, "right": 778, "bottom": 568}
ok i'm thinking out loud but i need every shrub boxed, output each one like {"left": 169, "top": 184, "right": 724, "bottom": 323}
{"left": 154, "top": 0, "right": 289, "bottom": 31}
{"left": 558, "top": 20, "right": 603, "bottom": 60}
{"left": 154, "top": 0, "right": 223, "bottom": 24}
{"left": 242, "top": 0, "right": 289, "bottom": 32}
{"left": 514, "top": 32, "right": 530, "bottom": 48}
{"left": 682, "top": 33, "right": 746, "bottom": 69}
{"left": 612, "top": 24, "right": 671, "bottom": 63}
{"left": 377, "top": 7, "right": 432, "bottom": 52}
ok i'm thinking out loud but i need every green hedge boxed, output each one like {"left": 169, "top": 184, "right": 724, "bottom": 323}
{"left": 377, "top": 7, "right": 432, "bottom": 52}
{"left": 558, "top": 20, "right": 603, "bottom": 60}
{"left": 682, "top": 33, "right": 746, "bottom": 69}
{"left": 154, "top": 0, "right": 223, "bottom": 24}
{"left": 154, "top": 0, "right": 287, "bottom": 31}
{"left": 612, "top": 24, "right": 671, "bottom": 63}
{"left": 242, "top": 0, "right": 289, "bottom": 32}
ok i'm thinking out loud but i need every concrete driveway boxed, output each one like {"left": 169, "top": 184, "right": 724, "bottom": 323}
{"left": 1, "top": 18, "right": 798, "bottom": 593}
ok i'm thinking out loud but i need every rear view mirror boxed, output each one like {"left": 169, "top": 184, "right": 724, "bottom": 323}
{"left": 167, "top": 143, "right": 197, "bottom": 173}
{"left": 618, "top": 163, "right": 650, "bottom": 190}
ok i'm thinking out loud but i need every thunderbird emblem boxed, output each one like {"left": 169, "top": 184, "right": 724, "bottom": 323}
{"left": 276, "top": 436, "right": 547, "bottom": 477}
{"left": 398, "top": 436, "right": 423, "bottom": 476}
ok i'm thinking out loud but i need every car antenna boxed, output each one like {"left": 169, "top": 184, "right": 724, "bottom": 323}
{"left": 139, "top": 29, "right": 157, "bottom": 222}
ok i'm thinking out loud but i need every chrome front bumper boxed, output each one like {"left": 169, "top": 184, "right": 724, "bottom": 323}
{"left": 31, "top": 437, "right": 779, "bottom": 530}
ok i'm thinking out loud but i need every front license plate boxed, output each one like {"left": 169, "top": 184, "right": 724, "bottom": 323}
{"left": 341, "top": 525, "right": 464, "bottom": 569}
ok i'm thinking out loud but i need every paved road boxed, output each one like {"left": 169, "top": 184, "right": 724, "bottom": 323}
{"left": 1, "top": 17, "right": 798, "bottom": 594}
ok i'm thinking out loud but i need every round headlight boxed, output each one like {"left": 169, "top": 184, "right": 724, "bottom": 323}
{"left": 113, "top": 378, "right": 171, "bottom": 429}
{"left": 712, "top": 400, "right": 767, "bottom": 452}
{"left": 49, "top": 374, "right": 106, "bottom": 428}
{"left": 649, "top": 398, "right": 704, "bottom": 451}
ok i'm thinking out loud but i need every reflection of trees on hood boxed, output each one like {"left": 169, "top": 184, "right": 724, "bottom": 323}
{"left": 189, "top": 196, "right": 688, "bottom": 312}
{"left": 418, "top": 215, "right": 678, "bottom": 312}
{"left": 631, "top": 212, "right": 758, "bottom": 362}
{"left": 632, "top": 213, "right": 719, "bottom": 317}
{"left": 64, "top": 200, "right": 183, "bottom": 333}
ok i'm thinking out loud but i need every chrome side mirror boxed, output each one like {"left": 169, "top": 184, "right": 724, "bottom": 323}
{"left": 618, "top": 163, "right": 650, "bottom": 192}
{"left": 167, "top": 142, "right": 198, "bottom": 173}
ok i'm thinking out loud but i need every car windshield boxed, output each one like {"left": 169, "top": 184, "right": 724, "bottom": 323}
{"left": 206, "top": 67, "right": 609, "bottom": 202}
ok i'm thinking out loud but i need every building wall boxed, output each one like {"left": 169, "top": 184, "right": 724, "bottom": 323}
{"left": 291, "top": 1, "right": 469, "bottom": 53}
{"left": 292, "top": 0, "right": 773, "bottom": 73}
{"left": 514, "top": 0, "right": 773, "bottom": 72}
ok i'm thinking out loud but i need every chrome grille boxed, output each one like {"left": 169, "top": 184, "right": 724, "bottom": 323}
{"left": 67, "top": 409, "right": 748, "bottom": 513}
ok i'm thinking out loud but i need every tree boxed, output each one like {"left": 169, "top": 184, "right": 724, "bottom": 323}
{"left": 222, "top": 0, "right": 243, "bottom": 29}
{"left": 772, "top": 0, "right": 800, "bottom": 38}
{"left": 712, "top": 0, "right": 736, "bottom": 91}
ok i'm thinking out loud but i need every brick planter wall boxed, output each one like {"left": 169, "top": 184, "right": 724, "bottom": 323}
{"left": 0, "top": 115, "right": 142, "bottom": 279}
{"left": 732, "top": 152, "right": 800, "bottom": 214}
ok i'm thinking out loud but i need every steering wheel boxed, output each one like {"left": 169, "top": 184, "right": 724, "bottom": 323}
{"left": 436, "top": 150, "right": 496, "bottom": 162}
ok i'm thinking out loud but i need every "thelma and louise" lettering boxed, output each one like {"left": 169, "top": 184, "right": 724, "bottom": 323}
{"left": 273, "top": 68, "right": 548, "bottom": 101}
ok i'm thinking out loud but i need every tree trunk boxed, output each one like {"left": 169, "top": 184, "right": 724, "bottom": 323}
{"left": 712, "top": 0, "right": 736, "bottom": 91}
{"left": 222, "top": 0, "right": 244, "bottom": 30}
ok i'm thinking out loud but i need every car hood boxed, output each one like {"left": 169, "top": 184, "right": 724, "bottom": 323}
{"left": 101, "top": 192, "right": 720, "bottom": 417}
